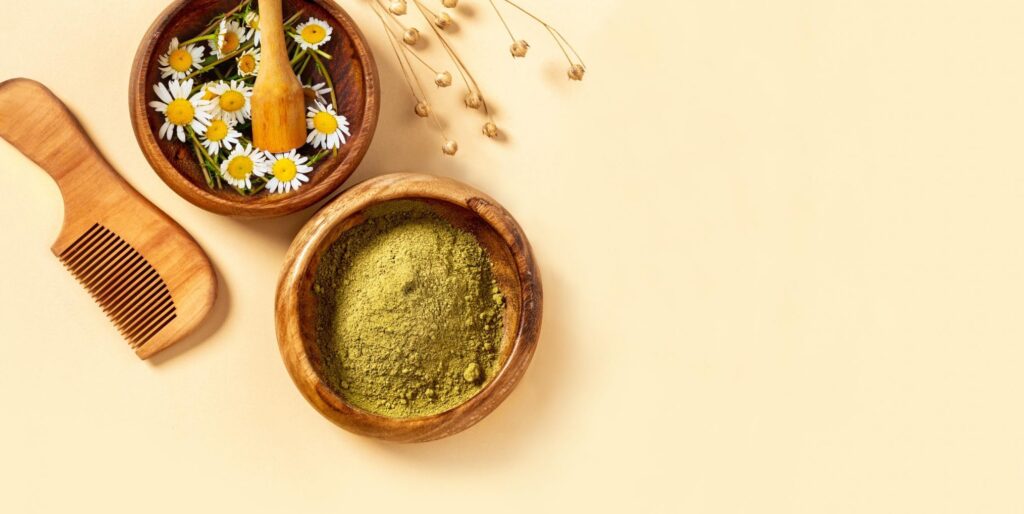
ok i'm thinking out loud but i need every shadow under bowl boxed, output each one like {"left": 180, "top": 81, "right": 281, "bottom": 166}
{"left": 129, "top": 0, "right": 379, "bottom": 218}
{"left": 275, "top": 173, "right": 543, "bottom": 442}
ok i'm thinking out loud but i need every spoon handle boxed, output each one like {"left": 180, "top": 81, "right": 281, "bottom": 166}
{"left": 252, "top": 0, "right": 307, "bottom": 152}
{"left": 257, "top": 0, "right": 290, "bottom": 73}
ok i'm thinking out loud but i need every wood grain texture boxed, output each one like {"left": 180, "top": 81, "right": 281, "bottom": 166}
{"left": 275, "top": 173, "right": 543, "bottom": 442}
{"left": 129, "top": 0, "right": 380, "bottom": 218}
{"left": 0, "top": 78, "right": 217, "bottom": 359}
{"left": 251, "top": 0, "right": 307, "bottom": 152}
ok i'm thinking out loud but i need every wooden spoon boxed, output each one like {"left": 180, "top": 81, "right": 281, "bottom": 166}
{"left": 251, "top": 0, "right": 307, "bottom": 153}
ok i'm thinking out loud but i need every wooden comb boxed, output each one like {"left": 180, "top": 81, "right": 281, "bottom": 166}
{"left": 0, "top": 78, "right": 216, "bottom": 359}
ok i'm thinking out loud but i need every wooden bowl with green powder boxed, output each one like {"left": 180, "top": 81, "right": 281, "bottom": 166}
{"left": 276, "top": 173, "right": 542, "bottom": 442}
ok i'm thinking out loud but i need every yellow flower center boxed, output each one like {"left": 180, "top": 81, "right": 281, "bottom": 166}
{"left": 221, "top": 31, "right": 240, "bottom": 53}
{"left": 166, "top": 98, "right": 195, "bottom": 126}
{"left": 247, "top": 14, "right": 260, "bottom": 29}
{"left": 312, "top": 111, "right": 338, "bottom": 133}
{"left": 301, "top": 24, "right": 327, "bottom": 44}
{"left": 168, "top": 48, "right": 193, "bottom": 72}
{"left": 238, "top": 54, "right": 257, "bottom": 74}
{"left": 272, "top": 158, "right": 298, "bottom": 182}
{"left": 202, "top": 87, "right": 217, "bottom": 100}
{"left": 206, "top": 120, "right": 229, "bottom": 142}
{"left": 227, "top": 156, "right": 253, "bottom": 179}
{"left": 219, "top": 90, "right": 245, "bottom": 112}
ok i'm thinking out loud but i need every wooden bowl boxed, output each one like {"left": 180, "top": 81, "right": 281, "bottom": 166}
{"left": 129, "top": 0, "right": 379, "bottom": 218}
{"left": 275, "top": 173, "right": 543, "bottom": 442}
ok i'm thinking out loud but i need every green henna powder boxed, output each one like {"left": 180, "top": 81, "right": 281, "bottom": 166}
{"left": 313, "top": 200, "right": 505, "bottom": 419}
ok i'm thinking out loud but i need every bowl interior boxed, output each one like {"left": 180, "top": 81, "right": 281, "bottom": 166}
{"left": 293, "top": 198, "right": 523, "bottom": 419}
{"left": 135, "top": 0, "right": 374, "bottom": 214}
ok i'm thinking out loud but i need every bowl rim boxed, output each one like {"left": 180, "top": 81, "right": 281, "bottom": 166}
{"left": 275, "top": 173, "right": 543, "bottom": 442}
{"left": 128, "top": 0, "right": 380, "bottom": 218}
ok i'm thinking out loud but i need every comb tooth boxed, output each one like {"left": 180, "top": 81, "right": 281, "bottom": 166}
{"left": 62, "top": 227, "right": 114, "bottom": 271}
{"left": 78, "top": 241, "right": 134, "bottom": 293}
{"left": 92, "top": 253, "right": 148, "bottom": 302}
{"left": 113, "top": 278, "right": 166, "bottom": 332}
{"left": 121, "top": 298, "right": 171, "bottom": 340}
{"left": 130, "top": 305, "right": 177, "bottom": 347}
{"left": 113, "top": 273, "right": 177, "bottom": 347}
{"left": 76, "top": 238, "right": 131, "bottom": 287}
{"left": 135, "top": 312, "right": 178, "bottom": 347}
{"left": 64, "top": 226, "right": 113, "bottom": 269}
{"left": 106, "top": 269, "right": 160, "bottom": 322}
{"left": 72, "top": 235, "right": 125, "bottom": 286}
{"left": 119, "top": 284, "right": 172, "bottom": 332}
{"left": 59, "top": 223, "right": 103, "bottom": 263}
{"left": 59, "top": 224, "right": 178, "bottom": 352}
{"left": 102, "top": 266, "right": 157, "bottom": 317}
{"left": 123, "top": 295, "right": 174, "bottom": 343}
{"left": 67, "top": 235, "right": 119, "bottom": 284}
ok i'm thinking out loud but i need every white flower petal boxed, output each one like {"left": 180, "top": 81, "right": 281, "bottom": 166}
{"left": 154, "top": 83, "right": 172, "bottom": 104}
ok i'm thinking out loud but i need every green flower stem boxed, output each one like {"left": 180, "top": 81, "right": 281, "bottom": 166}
{"left": 309, "top": 52, "right": 337, "bottom": 109}
{"left": 205, "top": 160, "right": 223, "bottom": 188}
{"left": 187, "top": 127, "right": 219, "bottom": 188}
{"left": 307, "top": 150, "right": 330, "bottom": 167}
{"left": 283, "top": 9, "right": 305, "bottom": 27}
{"left": 291, "top": 49, "right": 307, "bottom": 66}
{"left": 185, "top": 41, "right": 255, "bottom": 80}
{"left": 209, "top": 154, "right": 223, "bottom": 188}
{"left": 187, "top": 127, "right": 223, "bottom": 189}
{"left": 229, "top": 184, "right": 251, "bottom": 196}
{"left": 200, "top": 0, "right": 252, "bottom": 36}
{"left": 179, "top": 34, "right": 218, "bottom": 47}
{"left": 295, "top": 53, "right": 312, "bottom": 77}
{"left": 309, "top": 53, "right": 339, "bottom": 158}
{"left": 189, "top": 135, "right": 215, "bottom": 188}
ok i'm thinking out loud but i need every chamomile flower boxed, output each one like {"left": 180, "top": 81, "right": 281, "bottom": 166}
{"left": 237, "top": 48, "right": 261, "bottom": 77}
{"left": 293, "top": 18, "right": 332, "bottom": 51}
{"left": 157, "top": 37, "right": 205, "bottom": 79}
{"left": 302, "top": 82, "right": 331, "bottom": 103}
{"left": 244, "top": 11, "right": 261, "bottom": 46}
{"left": 220, "top": 144, "right": 267, "bottom": 189}
{"left": 200, "top": 118, "right": 241, "bottom": 154}
{"left": 198, "top": 80, "right": 223, "bottom": 101}
{"left": 264, "top": 150, "right": 312, "bottom": 194}
{"left": 149, "top": 79, "right": 212, "bottom": 143}
{"left": 211, "top": 19, "right": 247, "bottom": 58}
{"left": 306, "top": 101, "right": 350, "bottom": 150}
{"left": 206, "top": 80, "right": 252, "bottom": 124}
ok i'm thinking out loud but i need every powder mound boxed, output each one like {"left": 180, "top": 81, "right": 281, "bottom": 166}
{"left": 313, "top": 200, "right": 505, "bottom": 418}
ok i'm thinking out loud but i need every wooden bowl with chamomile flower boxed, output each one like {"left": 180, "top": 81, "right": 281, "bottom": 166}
{"left": 130, "top": 0, "right": 379, "bottom": 218}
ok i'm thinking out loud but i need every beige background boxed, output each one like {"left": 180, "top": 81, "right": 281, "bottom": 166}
{"left": 2, "top": 0, "right": 1024, "bottom": 511}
